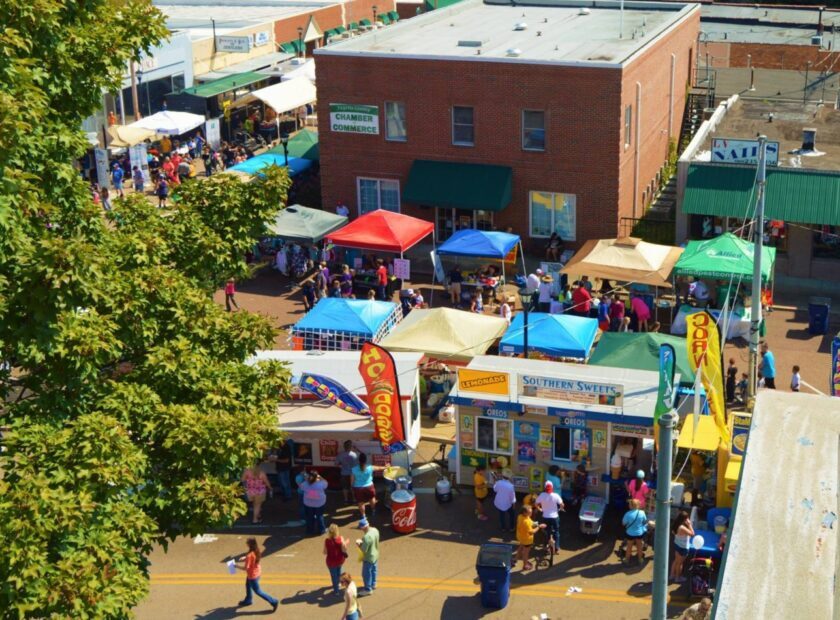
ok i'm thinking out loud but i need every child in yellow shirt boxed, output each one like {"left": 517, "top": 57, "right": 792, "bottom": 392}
{"left": 473, "top": 465, "right": 489, "bottom": 521}
{"left": 515, "top": 505, "right": 545, "bottom": 571}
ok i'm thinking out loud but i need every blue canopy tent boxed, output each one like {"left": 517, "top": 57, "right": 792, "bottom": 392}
{"left": 290, "top": 298, "right": 401, "bottom": 351}
{"left": 434, "top": 230, "right": 527, "bottom": 304}
{"left": 227, "top": 153, "right": 313, "bottom": 177}
{"left": 499, "top": 312, "right": 599, "bottom": 359}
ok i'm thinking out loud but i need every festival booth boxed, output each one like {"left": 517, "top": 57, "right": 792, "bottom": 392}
{"left": 227, "top": 153, "right": 313, "bottom": 178}
{"left": 266, "top": 128, "right": 319, "bottom": 161}
{"left": 252, "top": 77, "right": 317, "bottom": 140}
{"left": 589, "top": 332, "right": 696, "bottom": 386}
{"left": 499, "top": 313, "right": 598, "bottom": 361}
{"left": 672, "top": 233, "right": 776, "bottom": 340}
{"left": 267, "top": 205, "right": 347, "bottom": 278}
{"left": 107, "top": 125, "right": 157, "bottom": 148}
{"left": 289, "top": 298, "right": 401, "bottom": 351}
{"left": 451, "top": 356, "right": 667, "bottom": 506}
{"left": 435, "top": 230, "right": 525, "bottom": 306}
{"left": 251, "top": 350, "right": 423, "bottom": 480}
{"left": 326, "top": 209, "right": 435, "bottom": 296}
{"left": 128, "top": 110, "right": 206, "bottom": 136}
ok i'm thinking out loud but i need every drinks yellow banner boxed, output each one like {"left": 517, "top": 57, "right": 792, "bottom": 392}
{"left": 686, "top": 312, "right": 730, "bottom": 444}
{"left": 457, "top": 368, "right": 510, "bottom": 396}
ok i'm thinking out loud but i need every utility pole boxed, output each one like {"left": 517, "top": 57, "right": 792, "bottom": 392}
{"left": 650, "top": 410, "right": 677, "bottom": 620}
{"left": 747, "top": 136, "right": 768, "bottom": 405}
{"left": 130, "top": 62, "right": 141, "bottom": 120}
{"left": 804, "top": 61, "right": 812, "bottom": 105}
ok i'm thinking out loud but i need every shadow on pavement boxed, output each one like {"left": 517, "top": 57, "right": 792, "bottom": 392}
{"left": 280, "top": 587, "right": 342, "bottom": 609}
{"left": 194, "top": 606, "right": 276, "bottom": 619}
{"left": 439, "top": 594, "right": 493, "bottom": 619}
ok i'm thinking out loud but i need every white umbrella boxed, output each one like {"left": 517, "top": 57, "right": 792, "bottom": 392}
{"left": 129, "top": 110, "right": 205, "bottom": 136}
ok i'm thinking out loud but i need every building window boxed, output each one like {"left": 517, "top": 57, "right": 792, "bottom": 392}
{"left": 357, "top": 178, "right": 400, "bottom": 215}
{"left": 385, "top": 101, "right": 406, "bottom": 142}
{"left": 813, "top": 225, "right": 840, "bottom": 260}
{"left": 522, "top": 110, "right": 545, "bottom": 151}
{"left": 171, "top": 73, "right": 185, "bottom": 94}
{"left": 624, "top": 105, "right": 632, "bottom": 148}
{"left": 476, "top": 417, "right": 513, "bottom": 455}
{"left": 552, "top": 425, "right": 590, "bottom": 462}
{"left": 529, "top": 191, "right": 576, "bottom": 241}
{"left": 452, "top": 106, "right": 474, "bottom": 146}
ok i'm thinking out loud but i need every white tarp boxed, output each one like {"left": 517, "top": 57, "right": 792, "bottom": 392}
{"left": 252, "top": 78, "right": 316, "bottom": 114}
{"left": 281, "top": 59, "right": 316, "bottom": 83}
{"left": 129, "top": 110, "right": 206, "bottom": 136}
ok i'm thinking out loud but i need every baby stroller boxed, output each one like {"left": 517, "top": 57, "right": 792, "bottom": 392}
{"left": 532, "top": 526, "right": 555, "bottom": 569}
{"left": 687, "top": 556, "right": 716, "bottom": 597}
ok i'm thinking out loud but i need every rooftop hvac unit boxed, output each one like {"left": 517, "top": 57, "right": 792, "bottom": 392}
{"left": 802, "top": 128, "right": 817, "bottom": 151}
{"left": 812, "top": 35, "right": 823, "bottom": 46}
{"left": 514, "top": 22, "right": 527, "bottom": 31}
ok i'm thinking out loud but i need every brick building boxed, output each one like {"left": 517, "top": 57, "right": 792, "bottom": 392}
{"left": 315, "top": 0, "right": 700, "bottom": 251}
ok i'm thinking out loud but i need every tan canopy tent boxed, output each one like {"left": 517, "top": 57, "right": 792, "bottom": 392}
{"left": 561, "top": 237, "right": 683, "bottom": 288}
{"left": 107, "top": 125, "right": 157, "bottom": 147}
{"left": 379, "top": 307, "right": 508, "bottom": 363}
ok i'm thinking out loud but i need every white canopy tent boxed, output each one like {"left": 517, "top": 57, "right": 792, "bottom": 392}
{"left": 128, "top": 110, "right": 205, "bottom": 136}
{"left": 281, "top": 59, "right": 316, "bottom": 83}
{"left": 252, "top": 77, "right": 317, "bottom": 114}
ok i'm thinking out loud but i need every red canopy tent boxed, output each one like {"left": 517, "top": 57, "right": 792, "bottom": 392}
{"left": 326, "top": 209, "right": 434, "bottom": 256}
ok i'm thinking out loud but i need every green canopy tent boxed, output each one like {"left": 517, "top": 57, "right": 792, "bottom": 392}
{"left": 673, "top": 232, "right": 776, "bottom": 283}
{"left": 267, "top": 204, "right": 347, "bottom": 243}
{"left": 267, "top": 128, "right": 319, "bottom": 161}
{"left": 588, "top": 332, "right": 695, "bottom": 385}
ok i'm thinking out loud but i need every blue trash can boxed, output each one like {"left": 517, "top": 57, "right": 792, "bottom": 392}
{"left": 476, "top": 543, "right": 512, "bottom": 609}
{"left": 808, "top": 297, "right": 831, "bottom": 335}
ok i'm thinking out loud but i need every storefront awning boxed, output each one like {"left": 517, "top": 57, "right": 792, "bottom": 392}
{"left": 677, "top": 414, "right": 720, "bottom": 451}
{"left": 181, "top": 71, "right": 268, "bottom": 99}
{"left": 403, "top": 160, "right": 512, "bottom": 212}
{"left": 682, "top": 163, "right": 840, "bottom": 226}
{"left": 252, "top": 78, "right": 316, "bottom": 114}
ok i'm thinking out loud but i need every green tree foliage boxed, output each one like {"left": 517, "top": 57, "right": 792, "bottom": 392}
{"left": 0, "top": 2, "right": 292, "bottom": 616}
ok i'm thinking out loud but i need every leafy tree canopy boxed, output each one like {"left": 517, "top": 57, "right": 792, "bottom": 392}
{"left": 0, "top": 1, "right": 291, "bottom": 617}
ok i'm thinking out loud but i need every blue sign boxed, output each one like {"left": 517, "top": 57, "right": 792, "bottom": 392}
{"left": 299, "top": 373, "right": 370, "bottom": 416}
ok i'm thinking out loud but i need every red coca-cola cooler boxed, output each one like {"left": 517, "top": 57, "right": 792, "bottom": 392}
{"left": 391, "top": 489, "right": 417, "bottom": 534}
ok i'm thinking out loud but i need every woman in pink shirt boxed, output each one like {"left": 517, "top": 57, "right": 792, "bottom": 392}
{"left": 626, "top": 470, "right": 650, "bottom": 505}
{"left": 630, "top": 294, "right": 651, "bottom": 332}
{"left": 225, "top": 278, "right": 239, "bottom": 312}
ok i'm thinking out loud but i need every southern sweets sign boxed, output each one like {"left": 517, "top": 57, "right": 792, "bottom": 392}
{"left": 330, "top": 104, "right": 379, "bottom": 134}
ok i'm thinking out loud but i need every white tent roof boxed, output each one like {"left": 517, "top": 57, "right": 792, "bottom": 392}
{"left": 281, "top": 59, "right": 316, "bottom": 83}
{"left": 252, "top": 78, "right": 316, "bottom": 114}
{"left": 129, "top": 110, "right": 205, "bottom": 136}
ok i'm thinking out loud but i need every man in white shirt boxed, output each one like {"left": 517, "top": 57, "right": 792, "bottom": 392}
{"left": 493, "top": 473, "right": 516, "bottom": 532}
{"left": 536, "top": 481, "right": 564, "bottom": 553}
{"left": 538, "top": 274, "right": 553, "bottom": 313}
{"left": 525, "top": 269, "right": 543, "bottom": 311}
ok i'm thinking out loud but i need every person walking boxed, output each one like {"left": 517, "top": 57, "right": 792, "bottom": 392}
{"left": 375, "top": 259, "right": 388, "bottom": 301}
{"left": 493, "top": 471, "right": 516, "bottom": 532}
{"left": 537, "top": 274, "right": 553, "bottom": 313}
{"left": 571, "top": 281, "right": 592, "bottom": 317}
{"left": 626, "top": 470, "right": 651, "bottom": 507}
{"left": 759, "top": 342, "right": 776, "bottom": 389}
{"left": 669, "top": 510, "right": 695, "bottom": 582}
{"left": 132, "top": 165, "right": 145, "bottom": 194}
{"left": 351, "top": 452, "right": 377, "bottom": 518}
{"left": 225, "top": 278, "right": 240, "bottom": 312}
{"left": 241, "top": 464, "right": 271, "bottom": 524}
{"left": 301, "top": 470, "right": 328, "bottom": 535}
{"left": 622, "top": 498, "right": 648, "bottom": 564}
{"left": 337, "top": 440, "right": 359, "bottom": 503}
{"left": 355, "top": 518, "right": 379, "bottom": 596}
{"left": 340, "top": 572, "right": 361, "bottom": 620}
{"left": 630, "top": 293, "right": 651, "bottom": 332}
{"left": 473, "top": 464, "right": 490, "bottom": 521}
{"left": 111, "top": 162, "right": 125, "bottom": 198}
{"left": 535, "top": 481, "right": 564, "bottom": 553}
{"left": 791, "top": 365, "right": 801, "bottom": 392}
{"left": 726, "top": 358, "right": 738, "bottom": 403}
{"left": 323, "top": 524, "right": 348, "bottom": 595}
{"left": 448, "top": 265, "right": 464, "bottom": 305}
{"left": 235, "top": 537, "right": 279, "bottom": 612}
{"left": 155, "top": 177, "right": 168, "bottom": 208}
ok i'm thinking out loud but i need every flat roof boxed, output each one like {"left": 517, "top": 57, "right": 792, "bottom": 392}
{"left": 317, "top": 0, "right": 697, "bottom": 67}
{"left": 250, "top": 350, "right": 423, "bottom": 397}
{"left": 457, "top": 355, "right": 660, "bottom": 419}
{"left": 696, "top": 98, "right": 840, "bottom": 171}
{"left": 701, "top": 4, "right": 840, "bottom": 45}
{"left": 715, "top": 391, "right": 840, "bottom": 619}
{"left": 278, "top": 400, "right": 374, "bottom": 434}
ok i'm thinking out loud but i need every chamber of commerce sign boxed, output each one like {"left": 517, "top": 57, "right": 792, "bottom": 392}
{"left": 329, "top": 103, "right": 379, "bottom": 135}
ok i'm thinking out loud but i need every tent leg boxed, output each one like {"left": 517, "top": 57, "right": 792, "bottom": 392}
{"left": 429, "top": 233, "right": 436, "bottom": 308}
{"left": 519, "top": 241, "right": 527, "bottom": 278}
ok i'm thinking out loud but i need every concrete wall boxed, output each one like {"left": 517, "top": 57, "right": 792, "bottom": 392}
{"left": 191, "top": 22, "right": 277, "bottom": 76}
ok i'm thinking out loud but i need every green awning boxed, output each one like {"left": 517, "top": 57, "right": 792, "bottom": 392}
{"left": 388, "top": 10, "right": 400, "bottom": 21}
{"left": 324, "top": 28, "right": 337, "bottom": 39}
{"left": 424, "top": 0, "right": 465, "bottom": 10}
{"left": 674, "top": 232, "right": 776, "bottom": 282}
{"left": 280, "top": 42, "right": 296, "bottom": 54}
{"left": 267, "top": 128, "right": 319, "bottom": 161}
{"left": 682, "top": 163, "right": 840, "bottom": 226}
{"left": 378, "top": 14, "right": 391, "bottom": 24}
{"left": 589, "top": 332, "right": 695, "bottom": 385}
{"left": 349, "top": 22, "right": 359, "bottom": 30}
{"left": 403, "top": 160, "right": 512, "bottom": 212}
{"left": 336, "top": 25, "right": 347, "bottom": 33}
{"left": 360, "top": 18, "right": 372, "bottom": 25}
{"left": 180, "top": 72, "right": 267, "bottom": 98}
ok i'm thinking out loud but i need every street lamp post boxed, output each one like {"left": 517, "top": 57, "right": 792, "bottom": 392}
{"left": 373, "top": 5, "right": 378, "bottom": 24}
{"left": 297, "top": 26, "right": 304, "bottom": 59}
{"left": 518, "top": 288, "right": 531, "bottom": 358}
{"left": 280, "top": 131, "right": 289, "bottom": 166}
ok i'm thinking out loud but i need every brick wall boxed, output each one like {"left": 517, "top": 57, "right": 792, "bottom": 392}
{"left": 700, "top": 40, "right": 840, "bottom": 70}
{"left": 344, "top": 0, "right": 397, "bottom": 27}
{"left": 274, "top": 6, "right": 344, "bottom": 48}
{"left": 316, "top": 11, "right": 699, "bottom": 252}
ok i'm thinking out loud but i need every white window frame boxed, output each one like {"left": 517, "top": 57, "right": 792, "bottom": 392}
{"left": 552, "top": 425, "right": 591, "bottom": 463}
{"left": 451, "top": 105, "right": 475, "bottom": 147}
{"left": 475, "top": 416, "right": 513, "bottom": 455}
{"left": 528, "top": 191, "right": 577, "bottom": 241}
{"left": 356, "top": 177, "right": 401, "bottom": 215}
{"left": 522, "top": 109, "right": 546, "bottom": 152}
{"left": 624, "top": 104, "right": 632, "bottom": 149}
{"left": 384, "top": 101, "right": 407, "bottom": 142}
